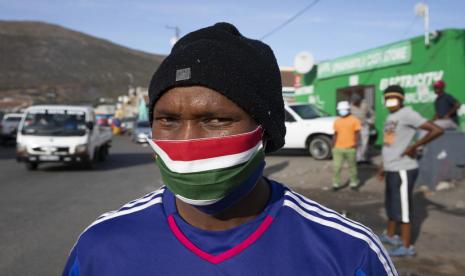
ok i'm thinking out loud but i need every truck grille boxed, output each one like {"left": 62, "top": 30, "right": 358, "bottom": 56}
{"left": 31, "top": 147, "right": 69, "bottom": 155}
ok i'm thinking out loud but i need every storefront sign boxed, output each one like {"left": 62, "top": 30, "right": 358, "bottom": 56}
{"left": 379, "top": 70, "right": 444, "bottom": 104}
{"left": 317, "top": 41, "right": 411, "bottom": 79}
{"left": 379, "top": 70, "right": 444, "bottom": 90}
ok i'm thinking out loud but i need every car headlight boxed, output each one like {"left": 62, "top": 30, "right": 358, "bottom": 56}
{"left": 75, "top": 144, "right": 88, "bottom": 153}
{"left": 137, "top": 133, "right": 147, "bottom": 139}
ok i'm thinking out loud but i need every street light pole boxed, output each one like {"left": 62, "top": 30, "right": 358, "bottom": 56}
{"left": 423, "top": 4, "right": 429, "bottom": 46}
{"left": 415, "top": 2, "right": 430, "bottom": 47}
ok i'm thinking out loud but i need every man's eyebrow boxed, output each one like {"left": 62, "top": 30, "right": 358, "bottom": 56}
{"left": 153, "top": 109, "right": 180, "bottom": 117}
{"left": 195, "top": 112, "right": 238, "bottom": 118}
{"left": 154, "top": 109, "right": 238, "bottom": 118}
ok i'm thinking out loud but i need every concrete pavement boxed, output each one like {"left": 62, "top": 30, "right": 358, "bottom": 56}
{"left": 0, "top": 137, "right": 162, "bottom": 275}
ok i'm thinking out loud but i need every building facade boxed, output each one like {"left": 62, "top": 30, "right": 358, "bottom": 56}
{"left": 294, "top": 29, "right": 465, "bottom": 144}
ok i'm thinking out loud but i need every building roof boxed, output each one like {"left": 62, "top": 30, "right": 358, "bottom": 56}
{"left": 280, "top": 68, "right": 295, "bottom": 88}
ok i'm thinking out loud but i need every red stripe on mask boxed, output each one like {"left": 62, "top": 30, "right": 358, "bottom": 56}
{"left": 152, "top": 126, "right": 263, "bottom": 161}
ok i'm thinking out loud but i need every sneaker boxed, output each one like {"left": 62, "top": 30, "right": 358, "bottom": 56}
{"left": 349, "top": 182, "right": 359, "bottom": 191}
{"left": 379, "top": 233, "right": 402, "bottom": 246}
{"left": 332, "top": 184, "right": 341, "bottom": 192}
{"left": 389, "top": 245, "right": 416, "bottom": 257}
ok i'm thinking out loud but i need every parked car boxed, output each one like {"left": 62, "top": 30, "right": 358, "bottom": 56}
{"left": 132, "top": 121, "right": 152, "bottom": 143}
{"left": 1, "top": 113, "right": 23, "bottom": 143}
{"left": 16, "top": 105, "right": 112, "bottom": 170}
{"left": 282, "top": 103, "right": 336, "bottom": 160}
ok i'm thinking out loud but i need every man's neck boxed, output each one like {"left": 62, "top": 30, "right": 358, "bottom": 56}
{"left": 175, "top": 177, "right": 271, "bottom": 231}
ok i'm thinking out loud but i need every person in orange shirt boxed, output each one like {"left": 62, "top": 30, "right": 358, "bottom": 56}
{"left": 332, "top": 101, "right": 361, "bottom": 191}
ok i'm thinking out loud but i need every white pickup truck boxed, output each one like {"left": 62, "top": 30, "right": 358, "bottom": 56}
{"left": 283, "top": 103, "right": 336, "bottom": 160}
{"left": 16, "top": 105, "right": 112, "bottom": 170}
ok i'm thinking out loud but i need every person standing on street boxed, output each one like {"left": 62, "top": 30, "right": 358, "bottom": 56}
{"left": 63, "top": 23, "right": 396, "bottom": 275}
{"left": 350, "top": 93, "right": 375, "bottom": 163}
{"left": 433, "top": 80, "right": 461, "bottom": 129}
{"left": 332, "top": 101, "right": 361, "bottom": 191}
{"left": 378, "top": 85, "right": 443, "bottom": 257}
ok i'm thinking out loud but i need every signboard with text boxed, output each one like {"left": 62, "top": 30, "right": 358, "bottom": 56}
{"left": 317, "top": 41, "right": 412, "bottom": 79}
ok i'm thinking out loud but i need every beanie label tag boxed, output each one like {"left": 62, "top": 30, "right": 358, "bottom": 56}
{"left": 176, "top": 68, "right": 191, "bottom": 81}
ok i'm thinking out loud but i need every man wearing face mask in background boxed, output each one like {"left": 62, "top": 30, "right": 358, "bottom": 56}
{"left": 432, "top": 80, "right": 461, "bottom": 129}
{"left": 378, "top": 85, "right": 443, "bottom": 257}
{"left": 350, "top": 93, "right": 375, "bottom": 163}
{"left": 332, "top": 101, "right": 361, "bottom": 191}
{"left": 63, "top": 23, "right": 397, "bottom": 276}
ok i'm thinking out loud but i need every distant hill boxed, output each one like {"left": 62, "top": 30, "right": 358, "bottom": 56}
{"left": 0, "top": 21, "right": 165, "bottom": 104}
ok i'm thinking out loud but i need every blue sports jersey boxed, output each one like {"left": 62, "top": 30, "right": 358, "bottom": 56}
{"left": 63, "top": 181, "right": 397, "bottom": 275}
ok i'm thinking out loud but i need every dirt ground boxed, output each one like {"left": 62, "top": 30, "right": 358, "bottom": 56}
{"left": 265, "top": 150, "right": 465, "bottom": 276}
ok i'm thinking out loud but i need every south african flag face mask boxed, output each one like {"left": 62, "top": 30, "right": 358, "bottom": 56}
{"left": 147, "top": 126, "right": 266, "bottom": 214}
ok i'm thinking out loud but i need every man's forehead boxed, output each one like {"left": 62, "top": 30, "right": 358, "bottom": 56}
{"left": 162, "top": 85, "right": 221, "bottom": 96}
{"left": 154, "top": 86, "right": 245, "bottom": 113}
{"left": 159, "top": 86, "right": 232, "bottom": 102}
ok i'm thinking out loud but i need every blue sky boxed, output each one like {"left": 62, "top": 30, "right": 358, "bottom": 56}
{"left": 1, "top": 0, "right": 464, "bottom": 66}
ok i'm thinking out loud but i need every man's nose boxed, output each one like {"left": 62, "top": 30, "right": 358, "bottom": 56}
{"left": 177, "top": 121, "right": 202, "bottom": 140}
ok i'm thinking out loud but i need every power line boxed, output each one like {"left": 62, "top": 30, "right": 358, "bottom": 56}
{"left": 260, "top": 0, "right": 321, "bottom": 41}
{"left": 401, "top": 16, "right": 419, "bottom": 38}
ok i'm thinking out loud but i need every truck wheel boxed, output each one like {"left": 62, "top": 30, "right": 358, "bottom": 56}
{"left": 308, "top": 135, "right": 332, "bottom": 160}
{"left": 83, "top": 149, "right": 98, "bottom": 169}
{"left": 98, "top": 145, "right": 108, "bottom": 162}
{"left": 83, "top": 158, "right": 94, "bottom": 170}
{"left": 26, "top": 162, "right": 38, "bottom": 170}
{"left": 93, "top": 147, "right": 101, "bottom": 162}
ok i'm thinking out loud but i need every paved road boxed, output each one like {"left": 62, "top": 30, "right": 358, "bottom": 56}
{"left": 1, "top": 136, "right": 465, "bottom": 275}
{"left": 0, "top": 136, "right": 162, "bottom": 276}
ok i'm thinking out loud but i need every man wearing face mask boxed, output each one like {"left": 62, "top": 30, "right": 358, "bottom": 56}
{"left": 332, "top": 101, "right": 361, "bottom": 191}
{"left": 432, "top": 80, "right": 461, "bottom": 129}
{"left": 350, "top": 93, "right": 375, "bottom": 163}
{"left": 378, "top": 85, "right": 443, "bottom": 257}
{"left": 63, "top": 23, "right": 396, "bottom": 276}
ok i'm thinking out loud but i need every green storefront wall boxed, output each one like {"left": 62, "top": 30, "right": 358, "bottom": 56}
{"left": 295, "top": 29, "right": 465, "bottom": 145}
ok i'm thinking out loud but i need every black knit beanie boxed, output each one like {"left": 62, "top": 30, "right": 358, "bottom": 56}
{"left": 383, "top": 85, "right": 405, "bottom": 97}
{"left": 148, "top": 22, "right": 285, "bottom": 152}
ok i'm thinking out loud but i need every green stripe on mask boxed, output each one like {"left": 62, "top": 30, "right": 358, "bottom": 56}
{"left": 156, "top": 149, "right": 265, "bottom": 201}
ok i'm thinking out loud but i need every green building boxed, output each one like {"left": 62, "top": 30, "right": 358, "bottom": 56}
{"left": 294, "top": 29, "right": 465, "bottom": 144}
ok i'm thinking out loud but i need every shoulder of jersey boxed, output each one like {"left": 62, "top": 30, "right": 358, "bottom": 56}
{"left": 282, "top": 189, "right": 398, "bottom": 276}
{"left": 82, "top": 187, "right": 165, "bottom": 234}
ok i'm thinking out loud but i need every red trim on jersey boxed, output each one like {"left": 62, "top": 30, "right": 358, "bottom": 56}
{"left": 167, "top": 214, "right": 273, "bottom": 264}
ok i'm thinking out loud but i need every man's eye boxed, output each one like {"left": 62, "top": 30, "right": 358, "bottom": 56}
{"left": 204, "top": 118, "right": 233, "bottom": 125}
{"left": 155, "top": 117, "right": 177, "bottom": 125}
